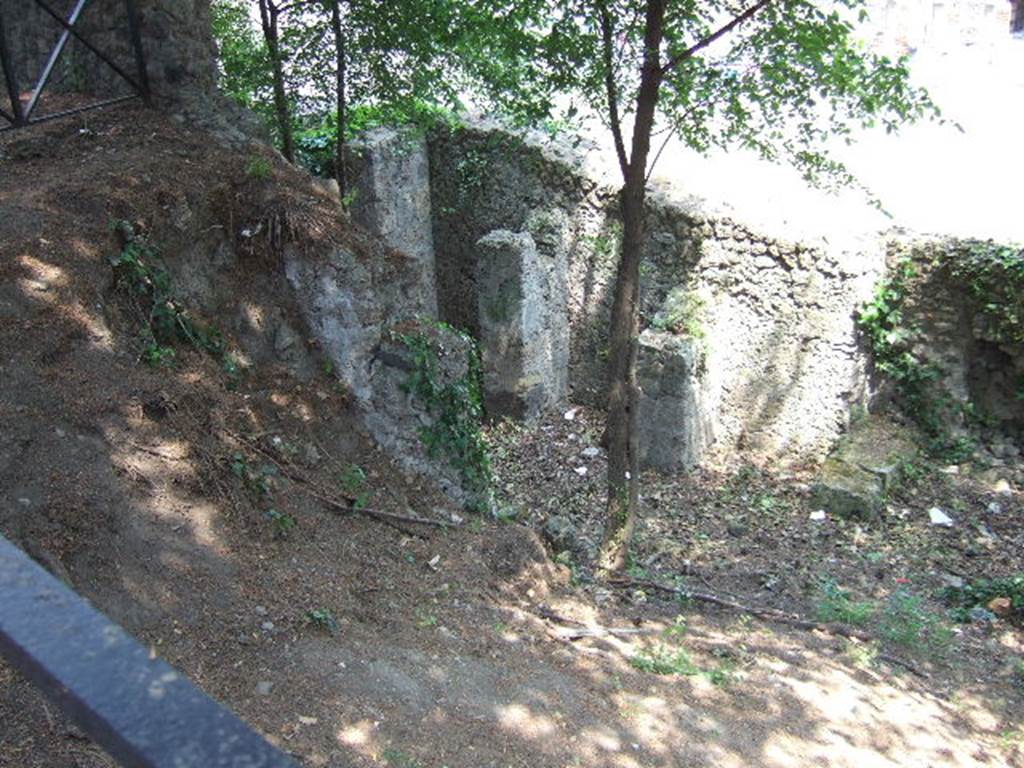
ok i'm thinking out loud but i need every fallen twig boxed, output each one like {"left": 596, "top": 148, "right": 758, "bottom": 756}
{"left": 533, "top": 604, "right": 657, "bottom": 641}
{"left": 221, "top": 428, "right": 456, "bottom": 531}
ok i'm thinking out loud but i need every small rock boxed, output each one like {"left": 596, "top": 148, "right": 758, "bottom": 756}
{"left": 16, "top": 498, "right": 30, "bottom": 507}
{"left": 987, "top": 501, "right": 1004, "bottom": 515}
{"left": 256, "top": 681, "right": 274, "bottom": 696}
{"left": 573, "top": 466, "right": 588, "bottom": 476}
{"left": 726, "top": 521, "right": 748, "bottom": 537}
{"left": 993, "top": 478, "right": 1013, "bottom": 496}
{"left": 939, "top": 465, "right": 959, "bottom": 475}
{"left": 55, "top": 428, "right": 66, "bottom": 438}
{"left": 809, "top": 510, "right": 826, "bottom": 522}
{"left": 261, "top": 621, "right": 275, "bottom": 631}
{"left": 301, "top": 443, "right": 322, "bottom": 468}
{"left": 581, "top": 446, "right": 601, "bottom": 459}
{"left": 968, "top": 606, "right": 997, "bottom": 623}
{"left": 938, "top": 573, "right": 964, "bottom": 590}
{"left": 298, "top": 716, "right": 319, "bottom": 726}
{"left": 563, "top": 408, "right": 578, "bottom": 421}
{"left": 928, "top": 507, "right": 954, "bottom": 527}
{"left": 987, "top": 596, "right": 1013, "bottom": 617}
{"left": 542, "top": 515, "right": 580, "bottom": 554}
{"left": 255, "top": 605, "right": 268, "bottom": 616}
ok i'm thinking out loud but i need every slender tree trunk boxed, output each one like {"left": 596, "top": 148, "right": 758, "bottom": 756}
{"left": 598, "top": 0, "right": 666, "bottom": 574}
{"left": 258, "top": 0, "right": 295, "bottom": 163}
{"left": 1012, "top": 0, "right": 1023, "bottom": 33}
{"left": 329, "top": 0, "right": 348, "bottom": 198}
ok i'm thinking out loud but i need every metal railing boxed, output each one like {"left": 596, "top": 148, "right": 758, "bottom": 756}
{"left": 0, "top": 0, "right": 149, "bottom": 131}
{"left": 0, "top": 534, "right": 301, "bottom": 767}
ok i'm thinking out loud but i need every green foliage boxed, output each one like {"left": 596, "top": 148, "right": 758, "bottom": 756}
{"left": 858, "top": 241, "right": 1023, "bottom": 459}
{"left": 141, "top": 342, "right": 176, "bottom": 369}
{"left": 415, "top": 607, "right": 438, "bottom": 629}
{"left": 629, "top": 643, "right": 699, "bottom": 676}
{"left": 945, "top": 240, "right": 1024, "bottom": 345}
{"left": 339, "top": 463, "right": 370, "bottom": 510}
{"left": 650, "top": 287, "right": 706, "bottom": 340}
{"left": 943, "top": 573, "right": 1024, "bottom": 623}
{"left": 878, "top": 588, "right": 952, "bottom": 653}
{"left": 295, "top": 102, "right": 460, "bottom": 177}
{"left": 816, "top": 579, "right": 875, "bottom": 626}
{"left": 394, "top": 324, "right": 493, "bottom": 514}
{"left": 211, "top": 0, "right": 272, "bottom": 115}
{"left": 245, "top": 155, "right": 274, "bottom": 180}
{"left": 108, "top": 221, "right": 234, "bottom": 375}
{"left": 264, "top": 508, "right": 297, "bottom": 537}
{"left": 306, "top": 607, "right": 338, "bottom": 634}
{"left": 857, "top": 258, "right": 948, "bottom": 437}
{"left": 230, "top": 452, "right": 276, "bottom": 496}
{"left": 382, "top": 748, "right": 423, "bottom": 768}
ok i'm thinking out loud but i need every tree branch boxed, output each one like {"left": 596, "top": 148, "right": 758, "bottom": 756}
{"left": 598, "top": 0, "right": 630, "bottom": 178}
{"left": 660, "top": 0, "right": 774, "bottom": 75}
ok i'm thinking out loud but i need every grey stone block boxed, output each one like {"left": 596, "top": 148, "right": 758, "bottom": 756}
{"left": 349, "top": 128, "right": 438, "bottom": 318}
{"left": 476, "top": 229, "right": 569, "bottom": 422}
{"left": 636, "top": 330, "right": 712, "bottom": 471}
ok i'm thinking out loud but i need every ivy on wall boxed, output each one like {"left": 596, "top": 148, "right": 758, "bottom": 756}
{"left": 857, "top": 238, "right": 1024, "bottom": 459}
{"left": 392, "top": 323, "right": 494, "bottom": 514}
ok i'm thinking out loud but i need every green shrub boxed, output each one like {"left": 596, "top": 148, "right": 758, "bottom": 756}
{"left": 943, "top": 573, "right": 1024, "bottom": 623}
{"left": 815, "top": 579, "right": 875, "bottom": 626}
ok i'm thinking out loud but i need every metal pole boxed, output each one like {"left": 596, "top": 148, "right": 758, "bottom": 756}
{"left": 0, "top": 93, "right": 140, "bottom": 133}
{"left": 123, "top": 0, "right": 150, "bottom": 103}
{"left": 0, "top": 6, "right": 26, "bottom": 126}
{"left": 24, "top": 0, "right": 91, "bottom": 120}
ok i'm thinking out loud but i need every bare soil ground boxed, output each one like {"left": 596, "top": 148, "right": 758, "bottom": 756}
{"left": 1, "top": 106, "right": 1022, "bottom": 768}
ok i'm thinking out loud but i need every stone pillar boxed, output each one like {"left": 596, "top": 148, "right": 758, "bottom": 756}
{"left": 476, "top": 229, "right": 569, "bottom": 421}
{"left": 636, "top": 330, "right": 713, "bottom": 471}
{"left": 349, "top": 128, "right": 438, "bottom": 318}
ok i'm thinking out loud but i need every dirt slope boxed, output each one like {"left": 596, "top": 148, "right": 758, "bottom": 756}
{"left": 0, "top": 106, "right": 1021, "bottom": 768}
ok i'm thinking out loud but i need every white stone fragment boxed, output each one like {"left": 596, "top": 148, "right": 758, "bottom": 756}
{"left": 928, "top": 507, "right": 954, "bottom": 526}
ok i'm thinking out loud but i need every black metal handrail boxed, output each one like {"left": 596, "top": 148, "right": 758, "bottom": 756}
{"left": 0, "top": 534, "right": 301, "bottom": 767}
{"left": 0, "top": 0, "right": 149, "bottom": 131}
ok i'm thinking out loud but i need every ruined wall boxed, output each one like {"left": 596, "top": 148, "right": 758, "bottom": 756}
{"left": 890, "top": 236, "right": 1024, "bottom": 443}
{"left": 429, "top": 123, "right": 886, "bottom": 470}
{"left": 0, "top": 0, "right": 217, "bottom": 105}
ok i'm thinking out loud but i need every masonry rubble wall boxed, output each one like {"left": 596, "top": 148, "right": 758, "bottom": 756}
{"left": 0, "top": 0, "right": 217, "bottom": 103}
{"left": 888, "top": 236, "right": 1024, "bottom": 444}
{"left": 283, "top": 242, "right": 474, "bottom": 507}
{"left": 428, "top": 122, "right": 887, "bottom": 470}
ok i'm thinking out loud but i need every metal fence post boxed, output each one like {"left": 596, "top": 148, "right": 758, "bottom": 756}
{"left": 0, "top": 5, "right": 27, "bottom": 126}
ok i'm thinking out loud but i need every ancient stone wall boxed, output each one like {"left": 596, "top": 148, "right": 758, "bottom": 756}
{"left": 428, "top": 123, "right": 887, "bottom": 470}
{"left": 0, "top": 0, "right": 217, "bottom": 105}
{"left": 890, "top": 236, "right": 1024, "bottom": 442}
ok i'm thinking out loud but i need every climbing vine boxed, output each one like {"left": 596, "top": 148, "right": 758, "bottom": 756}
{"left": 393, "top": 323, "right": 494, "bottom": 514}
{"left": 108, "top": 220, "right": 239, "bottom": 382}
{"left": 857, "top": 238, "right": 1024, "bottom": 458}
{"left": 945, "top": 240, "right": 1024, "bottom": 346}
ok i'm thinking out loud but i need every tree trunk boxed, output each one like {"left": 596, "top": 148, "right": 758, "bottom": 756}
{"left": 597, "top": 0, "right": 666, "bottom": 574}
{"left": 1013, "top": 0, "right": 1023, "bottom": 33}
{"left": 258, "top": 0, "right": 295, "bottom": 163}
{"left": 329, "top": 0, "right": 348, "bottom": 197}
